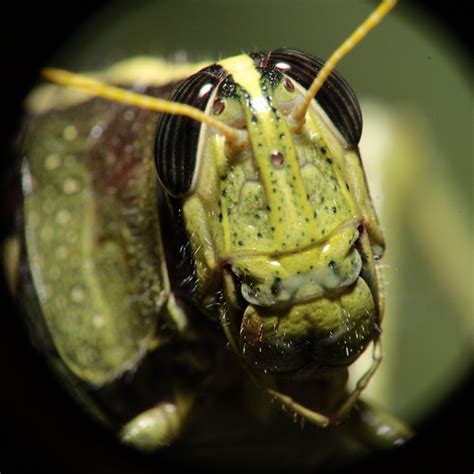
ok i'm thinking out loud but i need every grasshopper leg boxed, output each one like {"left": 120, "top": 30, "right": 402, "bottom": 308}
{"left": 329, "top": 337, "right": 383, "bottom": 424}
{"left": 120, "top": 388, "right": 195, "bottom": 452}
{"left": 267, "top": 338, "right": 382, "bottom": 427}
{"left": 267, "top": 388, "right": 331, "bottom": 427}
{"left": 119, "top": 295, "right": 203, "bottom": 452}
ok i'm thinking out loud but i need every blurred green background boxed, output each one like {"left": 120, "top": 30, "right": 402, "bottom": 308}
{"left": 49, "top": 0, "right": 472, "bottom": 428}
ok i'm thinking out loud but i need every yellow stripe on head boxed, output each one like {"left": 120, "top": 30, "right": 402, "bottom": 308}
{"left": 217, "top": 54, "right": 317, "bottom": 254}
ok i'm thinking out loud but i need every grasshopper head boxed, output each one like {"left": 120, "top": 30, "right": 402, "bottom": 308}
{"left": 156, "top": 51, "right": 380, "bottom": 376}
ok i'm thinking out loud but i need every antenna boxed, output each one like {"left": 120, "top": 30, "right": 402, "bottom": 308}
{"left": 291, "top": 0, "right": 398, "bottom": 126}
{"left": 42, "top": 68, "right": 248, "bottom": 147}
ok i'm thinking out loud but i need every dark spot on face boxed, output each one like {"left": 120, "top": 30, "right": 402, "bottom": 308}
{"left": 320, "top": 146, "right": 327, "bottom": 154}
{"left": 213, "top": 97, "right": 225, "bottom": 115}
{"left": 271, "top": 150, "right": 285, "bottom": 168}
{"left": 283, "top": 77, "right": 295, "bottom": 92}
{"left": 326, "top": 157, "right": 333, "bottom": 164}
{"left": 271, "top": 277, "right": 282, "bottom": 296}
{"left": 238, "top": 240, "right": 244, "bottom": 246}
{"left": 328, "top": 260, "right": 337, "bottom": 272}
{"left": 332, "top": 206, "right": 337, "bottom": 213}
{"left": 218, "top": 212, "right": 223, "bottom": 222}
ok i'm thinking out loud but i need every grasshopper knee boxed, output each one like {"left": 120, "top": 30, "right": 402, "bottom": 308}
{"left": 120, "top": 402, "right": 183, "bottom": 452}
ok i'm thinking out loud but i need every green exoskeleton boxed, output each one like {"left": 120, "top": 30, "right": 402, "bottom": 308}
{"left": 4, "top": 0, "right": 406, "bottom": 454}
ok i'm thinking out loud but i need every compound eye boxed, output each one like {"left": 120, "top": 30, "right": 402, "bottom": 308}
{"left": 155, "top": 64, "right": 225, "bottom": 197}
{"left": 267, "top": 48, "right": 363, "bottom": 146}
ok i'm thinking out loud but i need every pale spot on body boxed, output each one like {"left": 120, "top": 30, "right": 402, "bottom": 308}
{"left": 93, "top": 314, "right": 105, "bottom": 328}
{"left": 71, "top": 285, "right": 85, "bottom": 303}
{"left": 63, "top": 125, "right": 78, "bottom": 141}
{"left": 45, "top": 153, "right": 62, "bottom": 170}
{"left": 56, "top": 209, "right": 71, "bottom": 225}
{"left": 63, "top": 177, "right": 82, "bottom": 194}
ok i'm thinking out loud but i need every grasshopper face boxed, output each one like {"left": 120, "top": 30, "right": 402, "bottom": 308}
{"left": 156, "top": 50, "right": 382, "bottom": 376}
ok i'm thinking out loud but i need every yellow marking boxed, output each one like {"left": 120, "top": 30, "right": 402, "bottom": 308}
{"left": 101, "top": 57, "right": 210, "bottom": 86}
{"left": 218, "top": 55, "right": 265, "bottom": 98}
{"left": 293, "top": 0, "right": 398, "bottom": 123}
{"left": 218, "top": 54, "right": 317, "bottom": 252}
{"left": 42, "top": 68, "right": 247, "bottom": 147}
